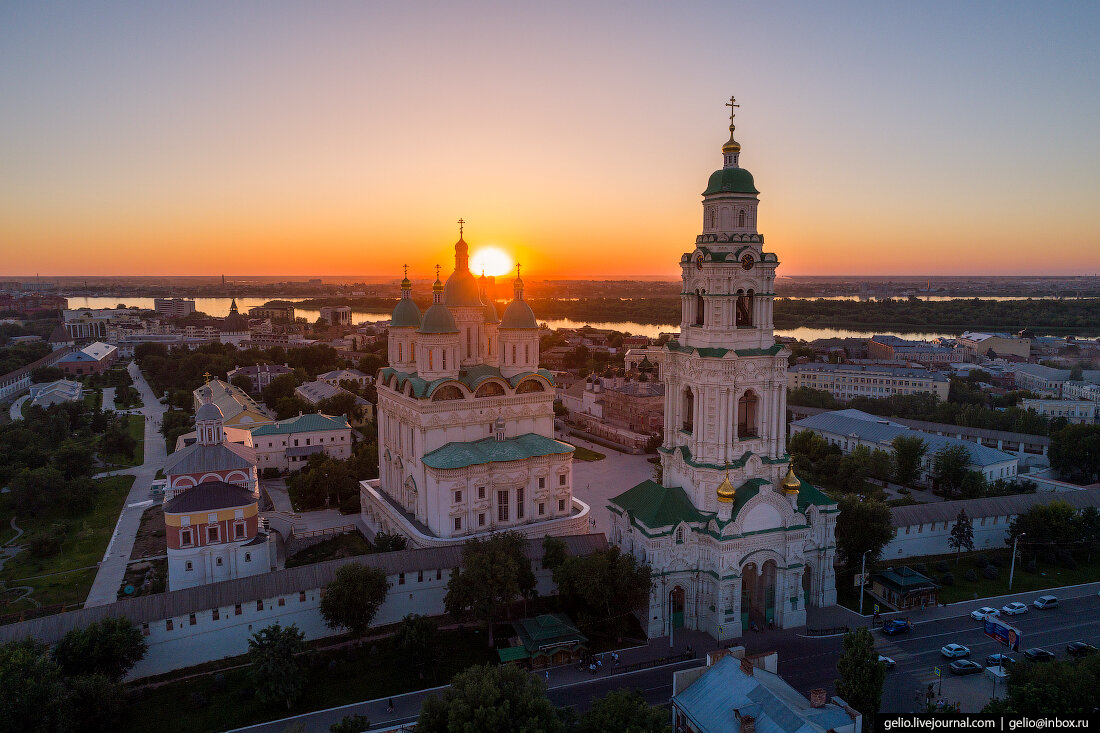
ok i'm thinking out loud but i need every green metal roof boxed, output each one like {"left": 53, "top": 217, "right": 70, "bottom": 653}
{"left": 497, "top": 646, "right": 531, "bottom": 662}
{"left": 500, "top": 299, "right": 537, "bottom": 329}
{"left": 609, "top": 479, "right": 711, "bottom": 529}
{"left": 390, "top": 298, "right": 421, "bottom": 328}
{"left": 251, "top": 412, "right": 350, "bottom": 436}
{"left": 731, "top": 477, "right": 768, "bottom": 519}
{"left": 418, "top": 303, "right": 459, "bottom": 334}
{"left": 874, "top": 566, "right": 938, "bottom": 593}
{"left": 702, "top": 167, "right": 759, "bottom": 196}
{"left": 422, "top": 433, "right": 573, "bottom": 470}
{"left": 378, "top": 365, "right": 555, "bottom": 400}
{"left": 482, "top": 299, "right": 499, "bottom": 324}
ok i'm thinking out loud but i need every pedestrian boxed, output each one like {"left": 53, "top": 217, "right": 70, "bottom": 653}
{"left": 387, "top": 698, "right": 394, "bottom": 714}
{"left": 589, "top": 662, "right": 596, "bottom": 675}
{"left": 545, "top": 670, "right": 550, "bottom": 682}
{"left": 597, "top": 657, "right": 602, "bottom": 672}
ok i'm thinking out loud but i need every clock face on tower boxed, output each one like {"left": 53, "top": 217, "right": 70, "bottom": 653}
{"left": 741, "top": 254, "right": 754, "bottom": 270}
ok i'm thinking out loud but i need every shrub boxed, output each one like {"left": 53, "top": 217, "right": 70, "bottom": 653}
{"left": 982, "top": 565, "right": 999, "bottom": 580}
{"left": 965, "top": 569, "right": 978, "bottom": 582}
{"left": 935, "top": 560, "right": 949, "bottom": 573}
{"left": 940, "top": 572, "right": 955, "bottom": 586}
{"left": 1057, "top": 550, "right": 1077, "bottom": 570}
{"left": 261, "top": 467, "right": 280, "bottom": 480}
{"left": 28, "top": 533, "right": 62, "bottom": 557}
{"left": 987, "top": 557, "right": 1000, "bottom": 568}
{"left": 1026, "top": 558, "right": 1037, "bottom": 573}
{"left": 973, "top": 556, "right": 988, "bottom": 569}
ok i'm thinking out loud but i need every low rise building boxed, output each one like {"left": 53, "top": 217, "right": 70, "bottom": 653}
{"left": 163, "top": 399, "right": 259, "bottom": 498}
{"left": 868, "top": 566, "right": 938, "bottom": 611}
{"left": 247, "top": 301, "right": 296, "bottom": 321}
{"left": 250, "top": 412, "right": 354, "bottom": 472}
{"left": 787, "top": 362, "right": 950, "bottom": 402}
{"left": 602, "top": 380, "right": 664, "bottom": 435}
{"left": 867, "top": 334, "right": 963, "bottom": 365}
{"left": 153, "top": 298, "right": 197, "bottom": 318}
{"left": 56, "top": 341, "right": 119, "bottom": 376}
{"left": 317, "top": 368, "right": 371, "bottom": 388}
{"left": 226, "top": 363, "right": 293, "bottom": 393}
{"left": 1012, "top": 364, "right": 1100, "bottom": 397}
{"left": 318, "top": 306, "right": 352, "bottom": 326}
{"left": 293, "top": 380, "right": 373, "bottom": 425}
{"left": 957, "top": 331, "right": 1031, "bottom": 360}
{"left": 790, "top": 409, "right": 1019, "bottom": 486}
{"left": 27, "top": 379, "right": 83, "bottom": 408}
{"left": 1020, "top": 398, "right": 1099, "bottom": 424}
{"left": 191, "top": 378, "right": 273, "bottom": 427}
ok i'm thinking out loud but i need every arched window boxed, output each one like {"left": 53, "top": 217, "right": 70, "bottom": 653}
{"left": 738, "top": 210, "right": 745, "bottom": 227}
{"left": 442, "top": 350, "right": 447, "bottom": 369}
{"left": 737, "top": 390, "right": 759, "bottom": 438}
{"left": 475, "top": 381, "right": 506, "bottom": 397}
{"left": 709, "top": 209, "right": 716, "bottom": 228}
{"left": 511, "top": 344, "right": 517, "bottom": 364}
{"left": 487, "top": 336, "right": 492, "bottom": 355}
{"left": 694, "top": 292, "right": 704, "bottom": 327}
{"left": 397, "top": 342, "right": 402, "bottom": 362}
{"left": 428, "top": 349, "right": 433, "bottom": 370}
{"left": 676, "top": 526, "right": 684, "bottom": 543}
{"left": 466, "top": 328, "right": 471, "bottom": 358}
{"left": 682, "top": 387, "right": 694, "bottom": 433}
{"left": 736, "top": 289, "right": 753, "bottom": 327}
{"left": 516, "top": 379, "right": 545, "bottom": 394}
{"left": 525, "top": 344, "right": 530, "bottom": 363}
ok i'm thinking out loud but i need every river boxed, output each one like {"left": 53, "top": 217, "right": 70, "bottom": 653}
{"left": 64, "top": 296, "right": 1072, "bottom": 342}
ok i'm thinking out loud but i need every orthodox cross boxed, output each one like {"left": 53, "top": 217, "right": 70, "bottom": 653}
{"left": 457, "top": 218, "right": 465, "bottom": 237}
{"left": 202, "top": 371, "right": 211, "bottom": 384}
{"left": 402, "top": 263, "right": 408, "bottom": 279}
{"left": 435, "top": 264, "right": 441, "bottom": 279}
{"left": 725, "top": 95, "right": 739, "bottom": 123}
{"left": 516, "top": 263, "right": 522, "bottom": 278}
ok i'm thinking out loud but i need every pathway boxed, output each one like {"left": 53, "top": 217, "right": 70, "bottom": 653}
{"left": 0, "top": 517, "right": 25, "bottom": 573}
{"left": 261, "top": 479, "right": 294, "bottom": 513}
{"left": 8, "top": 395, "right": 28, "bottom": 421}
{"left": 567, "top": 433, "right": 654, "bottom": 537}
{"left": 102, "top": 386, "right": 116, "bottom": 412}
{"left": 84, "top": 361, "right": 169, "bottom": 607}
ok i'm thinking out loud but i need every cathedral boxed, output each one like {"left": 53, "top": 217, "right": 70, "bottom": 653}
{"left": 608, "top": 100, "right": 838, "bottom": 640}
{"left": 360, "top": 229, "right": 591, "bottom": 547}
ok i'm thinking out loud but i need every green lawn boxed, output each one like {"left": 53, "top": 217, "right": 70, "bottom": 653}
{"left": 0, "top": 475, "right": 136, "bottom": 613}
{"left": 839, "top": 547, "right": 1100, "bottom": 612}
{"left": 103, "top": 414, "right": 145, "bottom": 467}
{"left": 564, "top": 442, "right": 606, "bottom": 462}
{"left": 82, "top": 388, "right": 102, "bottom": 411}
{"left": 285, "top": 533, "right": 373, "bottom": 568}
{"left": 121, "top": 628, "right": 496, "bottom": 733}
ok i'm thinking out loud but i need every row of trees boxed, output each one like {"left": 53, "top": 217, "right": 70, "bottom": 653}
{"left": 285, "top": 437, "right": 378, "bottom": 511}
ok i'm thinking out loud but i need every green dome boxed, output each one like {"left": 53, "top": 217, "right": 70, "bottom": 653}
{"left": 391, "top": 298, "right": 421, "bottom": 328}
{"left": 482, "top": 299, "right": 499, "bottom": 324}
{"left": 419, "top": 303, "right": 458, "bottom": 334}
{"left": 500, "top": 300, "right": 537, "bottom": 329}
{"left": 443, "top": 269, "right": 483, "bottom": 306}
{"left": 703, "top": 167, "right": 758, "bottom": 196}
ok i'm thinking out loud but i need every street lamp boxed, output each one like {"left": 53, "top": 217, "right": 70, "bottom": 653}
{"left": 1009, "top": 533, "right": 1026, "bottom": 590}
{"left": 858, "top": 551, "right": 871, "bottom": 616}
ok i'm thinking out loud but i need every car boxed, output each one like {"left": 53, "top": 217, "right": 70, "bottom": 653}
{"left": 1033, "top": 595, "right": 1059, "bottom": 610}
{"left": 1066, "top": 642, "right": 1098, "bottom": 657}
{"left": 1002, "top": 602, "right": 1029, "bottom": 616}
{"left": 941, "top": 644, "right": 971, "bottom": 658}
{"left": 1023, "top": 648, "right": 1055, "bottom": 662}
{"left": 971, "top": 606, "right": 1000, "bottom": 621}
{"left": 878, "top": 655, "right": 896, "bottom": 670}
{"left": 949, "top": 659, "right": 984, "bottom": 675}
{"left": 986, "top": 653, "right": 1016, "bottom": 667}
{"left": 882, "top": 619, "right": 912, "bottom": 635}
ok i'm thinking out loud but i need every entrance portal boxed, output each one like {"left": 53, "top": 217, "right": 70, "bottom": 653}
{"left": 670, "top": 586, "right": 685, "bottom": 629}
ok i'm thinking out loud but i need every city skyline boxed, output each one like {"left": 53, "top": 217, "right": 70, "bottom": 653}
{"left": 2, "top": 1, "right": 1098, "bottom": 278}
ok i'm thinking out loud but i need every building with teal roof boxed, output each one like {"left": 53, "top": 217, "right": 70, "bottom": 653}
{"left": 249, "top": 412, "right": 353, "bottom": 473}
{"left": 364, "top": 227, "right": 591, "bottom": 548}
{"left": 607, "top": 100, "right": 839, "bottom": 642}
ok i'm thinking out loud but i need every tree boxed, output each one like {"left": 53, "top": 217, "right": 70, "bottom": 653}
{"left": 982, "top": 654, "right": 1100, "bottom": 716}
{"left": 262, "top": 372, "right": 302, "bottom": 407}
{"left": 418, "top": 663, "right": 563, "bottom": 733}
{"left": 274, "top": 396, "right": 315, "bottom": 420}
{"left": 330, "top": 714, "right": 371, "bottom": 733}
{"left": 891, "top": 435, "right": 927, "bottom": 486}
{"left": 542, "top": 536, "right": 568, "bottom": 571}
{"left": 395, "top": 614, "right": 439, "bottom": 677}
{"left": 52, "top": 617, "right": 147, "bottom": 681}
{"left": 372, "top": 530, "right": 408, "bottom": 553}
{"left": 230, "top": 374, "right": 254, "bottom": 394}
{"left": 553, "top": 546, "right": 652, "bottom": 642}
{"left": 0, "top": 639, "right": 71, "bottom": 732}
{"left": 358, "top": 353, "right": 383, "bottom": 376}
{"left": 868, "top": 449, "right": 893, "bottom": 484}
{"left": 1049, "top": 424, "right": 1100, "bottom": 484}
{"left": 932, "top": 444, "right": 972, "bottom": 499}
{"left": 579, "top": 689, "right": 669, "bottom": 733}
{"left": 444, "top": 531, "right": 535, "bottom": 647}
{"left": 317, "top": 391, "right": 363, "bottom": 423}
{"left": 67, "top": 672, "right": 127, "bottom": 733}
{"left": 1009, "top": 500, "right": 1079, "bottom": 557}
{"left": 835, "top": 496, "right": 894, "bottom": 572}
{"left": 320, "top": 563, "right": 390, "bottom": 637}
{"left": 248, "top": 623, "right": 307, "bottom": 709}
{"left": 948, "top": 509, "right": 974, "bottom": 564}
{"left": 835, "top": 627, "right": 886, "bottom": 729}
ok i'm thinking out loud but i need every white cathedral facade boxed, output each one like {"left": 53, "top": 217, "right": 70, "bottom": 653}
{"left": 360, "top": 234, "right": 590, "bottom": 547}
{"left": 609, "top": 100, "right": 838, "bottom": 640}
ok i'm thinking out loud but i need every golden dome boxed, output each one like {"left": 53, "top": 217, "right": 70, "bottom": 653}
{"left": 716, "top": 472, "right": 736, "bottom": 503}
{"left": 782, "top": 467, "right": 801, "bottom": 494}
{"left": 722, "top": 126, "right": 741, "bottom": 154}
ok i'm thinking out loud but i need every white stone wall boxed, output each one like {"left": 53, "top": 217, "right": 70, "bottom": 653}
{"left": 882, "top": 514, "right": 1013, "bottom": 560}
{"left": 253, "top": 427, "right": 353, "bottom": 472}
{"left": 167, "top": 539, "right": 270, "bottom": 591}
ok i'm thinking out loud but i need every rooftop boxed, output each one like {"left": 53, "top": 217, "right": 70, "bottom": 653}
{"left": 163, "top": 480, "right": 256, "bottom": 514}
{"left": 251, "top": 412, "right": 350, "bottom": 436}
{"left": 422, "top": 433, "right": 573, "bottom": 470}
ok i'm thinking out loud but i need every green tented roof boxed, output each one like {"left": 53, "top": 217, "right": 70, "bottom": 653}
{"left": 497, "top": 646, "right": 531, "bottom": 662}
{"left": 732, "top": 477, "right": 768, "bottom": 519}
{"left": 422, "top": 433, "right": 573, "bottom": 470}
{"left": 609, "top": 480, "right": 711, "bottom": 529}
{"left": 703, "top": 167, "right": 759, "bottom": 195}
{"left": 251, "top": 412, "right": 349, "bottom": 436}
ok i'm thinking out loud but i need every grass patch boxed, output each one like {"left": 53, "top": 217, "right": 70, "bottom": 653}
{"left": 120, "top": 627, "right": 496, "bottom": 733}
{"left": 285, "top": 533, "right": 373, "bottom": 568}
{"left": 564, "top": 442, "right": 606, "bottom": 462}
{"left": 0, "top": 475, "right": 136, "bottom": 612}
{"left": 82, "top": 388, "right": 102, "bottom": 411}
{"left": 103, "top": 414, "right": 145, "bottom": 466}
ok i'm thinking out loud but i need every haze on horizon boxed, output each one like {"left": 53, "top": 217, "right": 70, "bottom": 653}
{"left": 1, "top": 1, "right": 1098, "bottom": 280}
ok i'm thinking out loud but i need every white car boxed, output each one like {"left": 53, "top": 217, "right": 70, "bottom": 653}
{"left": 1002, "top": 602, "right": 1029, "bottom": 616}
{"left": 941, "top": 644, "right": 971, "bottom": 658}
{"left": 971, "top": 606, "right": 1000, "bottom": 621}
{"left": 878, "top": 655, "right": 896, "bottom": 670}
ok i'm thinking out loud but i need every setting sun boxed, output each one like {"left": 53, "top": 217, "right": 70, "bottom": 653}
{"left": 469, "top": 246, "right": 514, "bottom": 278}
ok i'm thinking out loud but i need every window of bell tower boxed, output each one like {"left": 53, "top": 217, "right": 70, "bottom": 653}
{"left": 738, "top": 210, "right": 745, "bottom": 227}
{"left": 737, "top": 390, "right": 759, "bottom": 438}
{"left": 694, "top": 292, "right": 704, "bottom": 326}
{"left": 682, "top": 387, "right": 694, "bottom": 433}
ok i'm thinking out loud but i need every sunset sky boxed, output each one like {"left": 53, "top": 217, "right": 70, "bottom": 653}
{"left": 1, "top": 2, "right": 1098, "bottom": 279}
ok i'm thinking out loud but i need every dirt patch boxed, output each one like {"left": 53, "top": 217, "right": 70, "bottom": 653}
{"left": 130, "top": 505, "right": 167, "bottom": 560}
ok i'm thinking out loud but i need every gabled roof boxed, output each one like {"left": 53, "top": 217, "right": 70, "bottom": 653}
{"left": 250, "top": 412, "right": 350, "bottom": 436}
{"left": 317, "top": 368, "right": 368, "bottom": 380}
{"left": 163, "top": 481, "right": 256, "bottom": 514}
{"left": 609, "top": 480, "right": 710, "bottom": 529}
{"left": 422, "top": 433, "right": 573, "bottom": 470}
{"left": 164, "top": 441, "right": 257, "bottom": 475}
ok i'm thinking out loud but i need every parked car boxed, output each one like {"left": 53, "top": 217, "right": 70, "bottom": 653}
{"left": 941, "top": 644, "right": 971, "bottom": 658}
{"left": 882, "top": 619, "right": 912, "bottom": 635}
{"left": 1033, "top": 595, "right": 1059, "bottom": 610}
{"left": 1066, "top": 642, "right": 1098, "bottom": 657}
{"left": 1023, "top": 648, "right": 1055, "bottom": 662}
{"left": 878, "top": 655, "right": 896, "bottom": 670}
{"left": 986, "top": 653, "right": 1016, "bottom": 667}
{"left": 1002, "top": 602, "right": 1029, "bottom": 616}
{"left": 949, "top": 659, "right": 984, "bottom": 675}
{"left": 971, "top": 606, "right": 1000, "bottom": 621}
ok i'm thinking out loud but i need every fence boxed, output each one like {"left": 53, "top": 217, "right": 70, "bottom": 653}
{"left": 806, "top": 625, "right": 850, "bottom": 636}
{"left": 618, "top": 649, "right": 696, "bottom": 673}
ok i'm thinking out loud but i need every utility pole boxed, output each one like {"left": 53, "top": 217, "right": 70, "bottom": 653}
{"left": 1009, "top": 533, "right": 1026, "bottom": 590}
{"left": 859, "top": 551, "right": 871, "bottom": 616}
